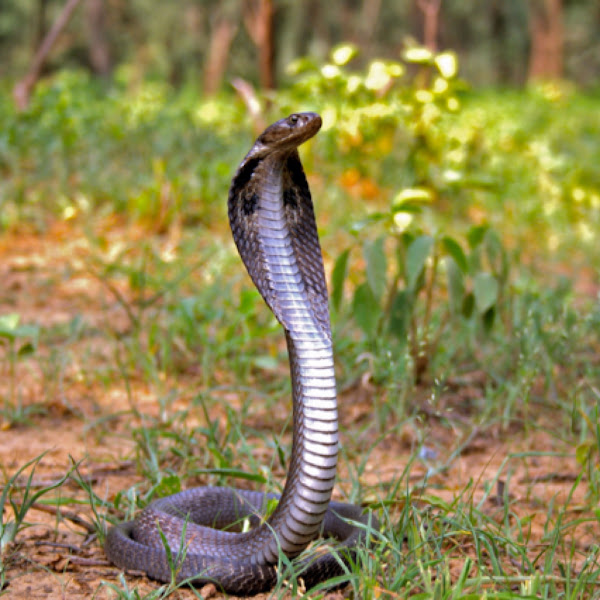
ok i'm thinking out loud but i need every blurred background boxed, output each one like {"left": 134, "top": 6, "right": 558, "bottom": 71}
{"left": 1, "top": 8, "right": 600, "bottom": 597}
{"left": 1, "top": 0, "right": 599, "bottom": 94}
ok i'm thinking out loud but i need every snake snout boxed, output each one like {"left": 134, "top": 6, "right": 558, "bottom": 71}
{"left": 288, "top": 112, "right": 322, "bottom": 137}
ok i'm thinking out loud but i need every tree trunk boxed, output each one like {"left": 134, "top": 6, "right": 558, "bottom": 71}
{"left": 13, "top": 0, "right": 83, "bottom": 111}
{"left": 417, "top": 0, "right": 442, "bottom": 51}
{"left": 243, "top": 0, "right": 276, "bottom": 91}
{"left": 86, "top": 0, "right": 111, "bottom": 77}
{"left": 203, "top": 10, "right": 238, "bottom": 96}
{"left": 528, "top": 0, "right": 563, "bottom": 80}
{"left": 490, "top": 0, "right": 509, "bottom": 84}
{"left": 358, "top": 0, "right": 382, "bottom": 52}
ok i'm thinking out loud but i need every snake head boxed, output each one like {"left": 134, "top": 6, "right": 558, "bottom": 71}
{"left": 256, "top": 112, "right": 322, "bottom": 154}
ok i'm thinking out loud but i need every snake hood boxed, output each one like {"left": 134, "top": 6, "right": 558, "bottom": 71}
{"left": 228, "top": 112, "right": 330, "bottom": 337}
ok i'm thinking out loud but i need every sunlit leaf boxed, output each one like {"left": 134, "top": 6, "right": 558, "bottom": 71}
{"left": 442, "top": 169, "right": 463, "bottom": 183}
{"left": 392, "top": 187, "right": 433, "bottom": 209}
{"left": 365, "top": 61, "right": 391, "bottom": 91}
{"left": 415, "top": 90, "right": 434, "bottom": 104}
{"left": 321, "top": 64, "right": 341, "bottom": 79}
{"left": 473, "top": 272, "right": 498, "bottom": 314}
{"left": 364, "top": 238, "right": 387, "bottom": 302}
{"left": 393, "top": 211, "right": 414, "bottom": 232}
{"left": 406, "top": 235, "right": 434, "bottom": 290}
{"left": 432, "top": 76, "right": 449, "bottom": 94}
{"left": 435, "top": 52, "right": 458, "bottom": 79}
{"left": 0, "top": 314, "right": 20, "bottom": 332}
{"left": 403, "top": 47, "right": 433, "bottom": 63}
{"left": 331, "top": 248, "right": 350, "bottom": 312}
{"left": 331, "top": 44, "right": 358, "bottom": 66}
{"left": 0, "top": 314, "right": 39, "bottom": 341}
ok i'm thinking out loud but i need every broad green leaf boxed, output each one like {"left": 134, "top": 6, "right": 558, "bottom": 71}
{"left": 0, "top": 314, "right": 39, "bottom": 341}
{"left": 364, "top": 238, "right": 387, "bottom": 302}
{"left": 441, "top": 236, "right": 468, "bottom": 273}
{"left": 352, "top": 282, "right": 380, "bottom": 337}
{"left": 389, "top": 290, "right": 411, "bottom": 340}
{"left": 462, "top": 292, "right": 474, "bottom": 318}
{"left": 406, "top": 235, "right": 434, "bottom": 290}
{"left": 18, "top": 342, "right": 36, "bottom": 357}
{"left": 482, "top": 306, "right": 496, "bottom": 332}
{"left": 467, "top": 224, "right": 489, "bottom": 249}
{"left": 484, "top": 229, "right": 508, "bottom": 279}
{"left": 14, "top": 324, "right": 39, "bottom": 338}
{"left": 331, "top": 248, "right": 350, "bottom": 312}
{"left": 0, "top": 313, "right": 20, "bottom": 333}
{"left": 446, "top": 257, "right": 464, "bottom": 313}
{"left": 473, "top": 272, "right": 498, "bottom": 314}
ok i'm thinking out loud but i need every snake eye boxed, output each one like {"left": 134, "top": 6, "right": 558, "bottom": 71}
{"left": 289, "top": 114, "right": 299, "bottom": 125}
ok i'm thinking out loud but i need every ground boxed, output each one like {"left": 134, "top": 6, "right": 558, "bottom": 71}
{"left": 0, "top": 223, "right": 598, "bottom": 599}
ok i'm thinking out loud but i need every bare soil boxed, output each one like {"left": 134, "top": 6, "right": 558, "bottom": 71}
{"left": 1, "top": 224, "right": 597, "bottom": 599}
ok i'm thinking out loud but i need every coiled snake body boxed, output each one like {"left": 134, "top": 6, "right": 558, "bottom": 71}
{"left": 105, "top": 113, "right": 377, "bottom": 595}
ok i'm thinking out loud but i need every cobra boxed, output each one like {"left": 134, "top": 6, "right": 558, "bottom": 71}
{"left": 105, "top": 112, "right": 378, "bottom": 595}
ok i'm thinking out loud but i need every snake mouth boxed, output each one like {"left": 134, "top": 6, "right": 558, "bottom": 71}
{"left": 257, "top": 112, "right": 322, "bottom": 153}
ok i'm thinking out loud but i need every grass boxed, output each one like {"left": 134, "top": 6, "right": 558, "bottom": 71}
{"left": 1, "top": 68, "right": 600, "bottom": 598}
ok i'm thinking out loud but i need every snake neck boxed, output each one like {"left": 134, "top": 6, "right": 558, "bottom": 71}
{"left": 228, "top": 126, "right": 339, "bottom": 562}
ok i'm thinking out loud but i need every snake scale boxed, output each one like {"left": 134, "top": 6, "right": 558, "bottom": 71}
{"left": 104, "top": 112, "right": 378, "bottom": 595}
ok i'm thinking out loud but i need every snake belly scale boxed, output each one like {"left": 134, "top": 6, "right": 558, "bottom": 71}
{"left": 104, "top": 112, "right": 378, "bottom": 595}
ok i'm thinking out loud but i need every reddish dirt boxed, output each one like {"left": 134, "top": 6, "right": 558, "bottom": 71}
{"left": 0, "top": 224, "right": 597, "bottom": 599}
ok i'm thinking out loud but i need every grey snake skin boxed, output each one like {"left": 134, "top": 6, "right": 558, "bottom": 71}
{"left": 104, "top": 113, "right": 378, "bottom": 595}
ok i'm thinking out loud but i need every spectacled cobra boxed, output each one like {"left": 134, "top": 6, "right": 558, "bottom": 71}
{"left": 104, "top": 112, "right": 378, "bottom": 595}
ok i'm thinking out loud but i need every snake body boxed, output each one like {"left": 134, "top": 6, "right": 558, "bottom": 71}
{"left": 105, "top": 112, "right": 377, "bottom": 595}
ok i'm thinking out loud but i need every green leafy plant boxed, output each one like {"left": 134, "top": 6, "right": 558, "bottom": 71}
{"left": 333, "top": 219, "right": 510, "bottom": 383}
{"left": 0, "top": 313, "right": 40, "bottom": 426}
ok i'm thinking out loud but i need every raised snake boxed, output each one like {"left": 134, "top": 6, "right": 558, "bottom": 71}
{"left": 104, "top": 112, "right": 378, "bottom": 595}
